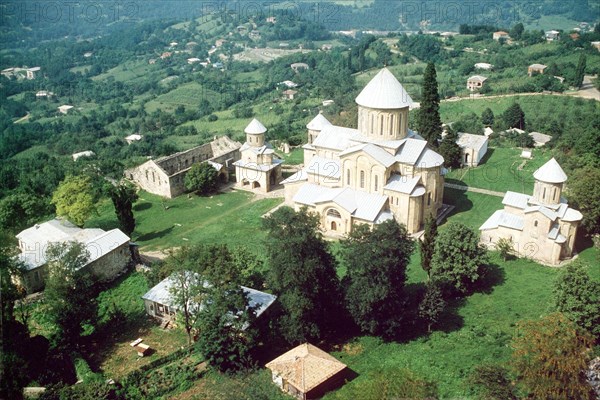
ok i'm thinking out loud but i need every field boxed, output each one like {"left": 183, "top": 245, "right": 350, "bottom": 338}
{"left": 144, "top": 82, "right": 221, "bottom": 114}
{"left": 445, "top": 147, "right": 553, "bottom": 194}
{"left": 87, "top": 189, "right": 282, "bottom": 251}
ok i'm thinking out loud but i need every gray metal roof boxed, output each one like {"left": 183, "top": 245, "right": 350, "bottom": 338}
{"left": 395, "top": 139, "right": 428, "bottom": 165}
{"left": 339, "top": 143, "right": 396, "bottom": 167}
{"left": 355, "top": 68, "right": 413, "bottom": 109}
{"left": 233, "top": 159, "right": 283, "bottom": 172}
{"left": 384, "top": 175, "right": 421, "bottom": 194}
{"left": 281, "top": 170, "right": 308, "bottom": 185}
{"left": 415, "top": 148, "right": 445, "bottom": 168}
{"left": 306, "top": 113, "right": 332, "bottom": 131}
{"left": 480, "top": 210, "right": 524, "bottom": 231}
{"left": 562, "top": 207, "right": 583, "bottom": 222}
{"left": 533, "top": 158, "right": 567, "bottom": 183}
{"left": 142, "top": 273, "right": 277, "bottom": 319}
{"left": 525, "top": 206, "right": 558, "bottom": 221}
{"left": 502, "top": 191, "right": 530, "bottom": 209}
{"left": 457, "top": 133, "right": 488, "bottom": 152}
{"left": 244, "top": 118, "right": 267, "bottom": 134}
{"left": 312, "top": 125, "right": 362, "bottom": 151}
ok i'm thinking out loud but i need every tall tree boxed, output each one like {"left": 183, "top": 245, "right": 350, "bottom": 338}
{"left": 438, "top": 128, "right": 462, "bottom": 169}
{"left": 553, "top": 261, "right": 600, "bottom": 339}
{"left": 511, "top": 313, "right": 594, "bottom": 400}
{"left": 51, "top": 175, "right": 97, "bottom": 227}
{"left": 263, "top": 207, "right": 341, "bottom": 344}
{"left": 481, "top": 108, "right": 494, "bottom": 126}
{"left": 510, "top": 23, "right": 524, "bottom": 40}
{"left": 420, "top": 216, "right": 437, "bottom": 278}
{"left": 566, "top": 166, "right": 600, "bottom": 235}
{"left": 430, "top": 223, "right": 488, "bottom": 294}
{"left": 184, "top": 162, "right": 219, "bottom": 195}
{"left": 44, "top": 242, "right": 97, "bottom": 346}
{"left": 502, "top": 103, "right": 526, "bottom": 130}
{"left": 418, "top": 283, "right": 445, "bottom": 333}
{"left": 109, "top": 182, "right": 138, "bottom": 236}
{"left": 341, "top": 219, "right": 414, "bottom": 336}
{"left": 417, "top": 63, "right": 442, "bottom": 147}
{"left": 574, "top": 54, "right": 586, "bottom": 89}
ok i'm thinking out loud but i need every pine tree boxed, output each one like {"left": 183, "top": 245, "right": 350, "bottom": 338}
{"left": 502, "top": 103, "right": 526, "bottom": 130}
{"left": 481, "top": 108, "right": 494, "bottom": 126}
{"left": 419, "top": 283, "right": 445, "bottom": 332}
{"left": 109, "top": 182, "right": 138, "bottom": 236}
{"left": 575, "top": 54, "right": 586, "bottom": 89}
{"left": 420, "top": 216, "right": 437, "bottom": 278}
{"left": 438, "top": 128, "right": 462, "bottom": 169}
{"left": 417, "top": 63, "right": 442, "bottom": 147}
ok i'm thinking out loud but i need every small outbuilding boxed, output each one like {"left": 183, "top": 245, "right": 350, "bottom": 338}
{"left": 529, "top": 132, "right": 552, "bottom": 147}
{"left": 291, "top": 63, "right": 309, "bottom": 73}
{"left": 72, "top": 151, "right": 95, "bottom": 161}
{"left": 457, "top": 132, "right": 489, "bottom": 167}
{"left": 467, "top": 75, "right": 488, "bottom": 90}
{"left": 528, "top": 64, "right": 547, "bottom": 76}
{"left": 474, "top": 63, "right": 493, "bottom": 70}
{"left": 283, "top": 89, "right": 298, "bottom": 100}
{"left": 266, "top": 343, "right": 348, "bottom": 400}
{"left": 58, "top": 105, "right": 74, "bottom": 114}
{"left": 493, "top": 31, "right": 510, "bottom": 41}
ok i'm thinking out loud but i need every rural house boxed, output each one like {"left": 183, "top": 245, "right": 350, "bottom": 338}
{"left": 480, "top": 158, "right": 582, "bottom": 265}
{"left": 266, "top": 343, "right": 348, "bottom": 400}
{"left": 528, "top": 64, "right": 547, "bottom": 76}
{"left": 545, "top": 30, "right": 561, "bottom": 41}
{"left": 141, "top": 272, "right": 277, "bottom": 324}
{"left": 456, "top": 133, "right": 489, "bottom": 167}
{"left": 467, "top": 75, "right": 488, "bottom": 90}
{"left": 493, "top": 31, "right": 510, "bottom": 41}
{"left": 125, "top": 136, "right": 241, "bottom": 198}
{"left": 15, "top": 219, "right": 131, "bottom": 293}
{"left": 283, "top": 68, "right": 445, "bottom": 235}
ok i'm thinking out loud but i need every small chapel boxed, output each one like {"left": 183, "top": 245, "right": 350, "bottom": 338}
{"left": 283, "top": 68, "right": 446, "bottom": 235}
{"left": 479, "top": 158, "right": 582, "bottom": 265}
{"left": 234, "top": 118, "right": 283, "bottom": 192}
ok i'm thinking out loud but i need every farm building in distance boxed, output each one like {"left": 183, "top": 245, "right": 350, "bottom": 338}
{"left": 15, "top": 219, "right": 131, "bottom": 293}
{"left": 266, "top": 343, "right": 348, "bottom": 400}
{"left": 125, "top": 136, "right": 241, "bottom": 198}
{"left": 283, "top": 68, "right": 445, "bottom": 236}
{"left": 480, "top": 158, "right": 582, "bottom": 265}
{"left": 456, "top": 133, "right": 489, "bottom": 167}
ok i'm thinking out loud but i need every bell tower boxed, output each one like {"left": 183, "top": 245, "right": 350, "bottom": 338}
{"left": 531, "top": 158, "right": 567, "bottom": 206}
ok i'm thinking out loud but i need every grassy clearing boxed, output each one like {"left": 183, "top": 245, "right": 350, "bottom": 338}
{"left": 144, "top": 82, "right": 220, "bottom": 113}
{"left": 445, "top": 147, "right": 553, "bottom": 194}
{"left": 92, "top": 59, "right": 162, "bottom": 82}
{"left": 87, "top": 190, "right": 282, "bottom": 251}
{"left": 442, "top": 187, "right": 504, "bottom": 230}
{"left": 281, "top": 147, "right": 304, "bottom": 165}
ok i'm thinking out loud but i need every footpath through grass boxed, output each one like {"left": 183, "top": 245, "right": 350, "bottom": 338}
{"left": 87, "top": 190, "right": 283, "bottom": 251}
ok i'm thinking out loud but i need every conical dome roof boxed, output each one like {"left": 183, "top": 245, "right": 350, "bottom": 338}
{"left": 306, "top": 113, "right": 332, "bottom": 130}
{"left": 533, "top": 158, "right": 567, "bottom": 183}
{"left": 355, "top": 68, "right": 413, "bottom": 109}
{"left": 244, "top": 118, "right": 267, "bottom": 134}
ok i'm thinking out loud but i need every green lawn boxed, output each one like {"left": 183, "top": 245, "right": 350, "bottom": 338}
{"left": 144, "top": 82, "right": 220, "bottom": 114}
{"left": 281, "top": 147, "right": 304, "bottom": 165}
{"left": 442, "top": 187, "right": 504, "bottom": 230}
{"left": 87, "top": 190, "right": 282, "bottom": 251}
{"left": 445, "top": 147, "right": 553, "bottom": 194}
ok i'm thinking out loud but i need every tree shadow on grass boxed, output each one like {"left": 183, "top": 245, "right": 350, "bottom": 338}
{"left": 472, "top": 263, "right": 505, "bottom": 295}
{"left": 137, "top": 226, "right": 174, "bottom": 242}
{"left": 134, "top": 202, "right": 153, "bottom": 212}
{"left": 441, "top": 188, "right": 474, "bottom": 222}
{"left": 478, "top": 147, "right": 495, "bottom": 166}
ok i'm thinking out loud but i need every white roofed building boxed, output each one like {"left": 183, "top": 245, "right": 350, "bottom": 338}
{"left": 456, "top": 133, "right": 488, "bottom": 167}
{"left": 480, "top": 158, "right": 582, "bottom": 265}
{"left": 283, "top": 68, "right": 445, "bottom": 235}
{"left": 233, "top": 119, "right": 283, "bottom": 192}
{"left": 14, "top": 219, "right": 131, "bottom": 293}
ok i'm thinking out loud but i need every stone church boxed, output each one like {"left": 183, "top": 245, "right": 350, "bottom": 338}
{"left": 125, "top": 136, "right": 241, "bottom": 198}
{"left": 283, "top": 68, "right": 445, "bottom": 235}
{"left": 234, "top": 118, "right": 283, "bottom": 192}
{"left": 479, "top": 158, "right": 582, "bottom": 265}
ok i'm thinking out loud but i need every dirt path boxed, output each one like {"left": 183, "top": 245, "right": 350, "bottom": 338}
{"left": 444, "top": 182, "right": 505, "bottom": 197}
{"left": 14, "top": 112, "right": 30, "bottom": 123}
{"left": 566, "top": 75, "right": 600, "bottom": 101}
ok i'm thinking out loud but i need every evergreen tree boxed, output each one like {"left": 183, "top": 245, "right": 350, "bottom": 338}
{"left": 417, "top": 63, "right": 442, "bottom": 147}
{"left": 481, "top": 108, "right": 494, "bottom": 126}
{"left": 438, "top": 128, "right": 462, "bottom": 169}
{"left": 419, "top": 283, "right": 445, "bottom": 332}
{"left": 263, "top": 207, "right": 342, "bottom": 344}
{"left": 510, "top": 23, "right": 524, "bottom": 40}
{"left": 575, "top": 54, "right": 586, "bottom": 89}
{"left": 420, "top": 216, "right": 437, "bottom": 278}
{"left": 109, "top": 182, "right": 138, "bottom": 236}
{"left": 502, "top": 103, "right": 526, "bottom": 130}
{"left": 341, "top": 220, "right": 414, "bottom": 336}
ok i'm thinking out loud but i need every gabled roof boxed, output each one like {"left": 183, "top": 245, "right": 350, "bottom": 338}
{"left": 467, "top": 75, "right": 488, "bottom": 83}
{"left": 281, "top": 169, "right": 308, "bottom": 185}
{"left": 533, "top": 158, "right": 567, "bottom": 183}
{"left": 339, "top": 143, "right": 396, "bottom": 167}
{"left": 395, "top": 139, "right": 428, "bottom": 165}
{"left": 525, "top": 205, "right": 558, "bottom": 221}
{"left": 503, "top": 191, "right": 530, "bottom": 210}
{"left": 529, "top": 64, "right": 547, "bottom": 70}
{"left": 355, "top": 68, "right": 413, "bottom": 109}
{"left": 384, "top": 175, "right": 421, "bottom": 194}
{"left": 306, "top": 113, "right": 332, "bottom": 131}
{"left": 244, "top": 118, "right": 267, "bottom": 134}
{"left": 266, "top": 343, "right": 347, "bottom": 393}
{"left": 312, "top": 125, "right": 362, "bottom": 151}
{"left": 142, "top": 273, "right": 277, "bottom": 320}
{"left": 480, "top": 210, "right": 524, "bottom": 231}
{"left": 457, "top": 133, "right": 488, "bottom": 152}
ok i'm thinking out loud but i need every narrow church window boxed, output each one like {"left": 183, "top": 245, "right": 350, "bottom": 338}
{"left": 427, "top": 192, "right": 431, "bottom": 206}
{"left": 380, "top": 115, "right": 384, "bottom": 135}
{"left": 542, "top": 187, "right": 546, "bottom": 200}
{"left": 370, "top": 115, "right": 374, "bottom": 133}
{"left": 347, "top": 169, "right": 350, "bottom": 185}
{"left": 552, "top": 187, "right": 557, "bottom": 201}
{"left": 534, "top": 220, "right": 538, "bottom": 227}
{"left": 390, "top": 115, "right": 394, "bottom": 133}
{"left": 360, "top": 171, "right": 365, "bottom": 188}
{"left": 374, "top": 175, "right": 378, "bottom": 191}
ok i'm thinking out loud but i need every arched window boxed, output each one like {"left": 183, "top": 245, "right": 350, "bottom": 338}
{"left": 370, "top": 114, "right": 374, "bottom": 133}
{"left": 380, "top": 115, "right": 384, "bottom": 135}
{"left": 552, "top": 187, "right": 557, "bottom": 201}
{"left": 327, "top": 208, "right": 342, "bottom": 218}
{"left": 534, "top": 220, "right": 538, "bottom": 227}
{"left": 390, "top": 114, "right": 394, "bottom": 133}
{"left": 542, "top": 187, "right": 546, "bottom": 200}
{"left": 374, "top": 175, "right": 378, "bottom": 191}
{"left": 360, "top": 171, "right": 365, "bottom": 188}
{"left": 427, "top": 192, "right": 431, "bottom": 206}
{"left": 347, "top": 169, "right": 350, "bottom": 185}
